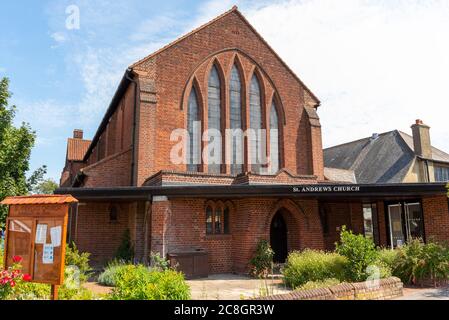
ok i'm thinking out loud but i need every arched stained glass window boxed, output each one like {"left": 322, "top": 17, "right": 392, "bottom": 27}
{"left": 187, "top": 87, "right": 200, "bottom": 172}
{"left": 249, "top": 75, "right": 264, "bottom": 173}
{"left": 270, "top": 102, "right": 280, "bottom": 174}
{"left": 207, "top": 66, "right": 222, "bottom": 174}
{"left": 230, "top": 65, "right": 243, "bottom": 175}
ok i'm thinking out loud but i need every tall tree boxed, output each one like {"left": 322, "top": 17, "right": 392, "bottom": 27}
{"left": 0, "top": 77, "right": 46, "bottom": 227}
{"left": 33, "top": 178, "right": 58, "bottom": 195}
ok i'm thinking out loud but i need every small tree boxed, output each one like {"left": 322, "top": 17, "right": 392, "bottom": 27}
{"left": 0, "top": 77, "right": 46, "bottom": 228}
{"left": 250, "top": 240, "right": 274, "bottom": 278}
{"left": 32, "top": 178, "right": 58, "bottom": 194}
{"left": 115, "top": 229, "right": 134, "bottom": 262}
{"left": 335, "top": 226, "right": 378, "bottom": 282}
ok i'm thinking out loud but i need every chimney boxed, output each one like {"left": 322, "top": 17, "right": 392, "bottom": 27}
{"left": 73, "top": 129, "right": 84, "bottom": 139}
{"left": 411, "top": 119, "right": 432, "bottom": 158}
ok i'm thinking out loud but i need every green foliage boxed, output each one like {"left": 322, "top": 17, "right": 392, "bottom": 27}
{"left": 0, "top": 77, "right": 47, "bottom": 228}
{"left": 282, "top": 250, "right": 347, "bottom": 289}
{"left": 393, "top": 239, "right": 449, "bottom": 285}
{"left": 32, "top": 178, "right": 58, "bottom": 194}
{"left": 378, "top": 248, "right": 399, "bottom": 269}
{"left": 115, "top": 229, "right": 134, "bottom": 262}
{"left": 250, "top": 240, "right": 274, "bottom": 277}
{"left": 335, "top": 226, "right": 379, "bottom": 282}
{"left": 13, "top": 282, "right": 50, "bottom": 300}
{"left": 65, "top": 242, "right": 92, "bottom": 282}
{"left": 150, "top": 251, "right": 171, "bottom": 271}
{"left": 98, "top": 260, "right": 128, "bottom": 287}
{"left": 109, "top": 265, "right": 191, "bottom": 300}
{"left": 298, "top": 278, "right": 341, "bottom": 291}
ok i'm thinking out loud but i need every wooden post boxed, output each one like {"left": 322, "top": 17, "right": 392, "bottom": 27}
{"left": 51, "top": 285, "right": 59, "bottom": 300}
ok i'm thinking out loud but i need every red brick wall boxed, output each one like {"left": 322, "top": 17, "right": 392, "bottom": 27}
{"left": 75, "top": 202, "right": 130, "bottom": 266}
{"left": 82, "top": 149, "right": 132, "bottom": 187}
{"left": 422, "top": 195, "right": 449, "bottom": 243}
{"left": 149, "top": 197, "right": 324, "bottom": 274}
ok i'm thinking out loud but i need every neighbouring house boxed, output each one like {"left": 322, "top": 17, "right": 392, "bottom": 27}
{"left": 324, "top": 120, "right": 449, "bottom": 184}
{"left": 56, "top": 7, "right": 449, "bottom": 276}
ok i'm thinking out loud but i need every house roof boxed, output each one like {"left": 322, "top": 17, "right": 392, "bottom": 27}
{"left": 324, "top": 130, "right": 449, "bottom": 184}
{"left": 398, "top": 131, "right": 449, "bottom": 163}
{"left": 324, "top": 130, "right": 415, "bottom": 184}
{"left": 67, "top": 138, "right": 91, "bottom": 161}
{"left": 1, "top": 194, "right": 78, "bottom": 205}
{"left": 324, "top": 167, "right": 357, "bottom": 183}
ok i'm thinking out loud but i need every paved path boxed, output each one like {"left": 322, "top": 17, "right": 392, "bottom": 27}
{"left": 395, "top": 285, "right": 449, "bottom": 300}
{"left": 187, "top": 274, "right": 291, "bottom": 300}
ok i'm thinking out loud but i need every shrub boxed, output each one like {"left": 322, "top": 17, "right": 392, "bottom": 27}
{"left": 115, "top": 229, "right": 134, "bottom": 262}
{"left": 98, "top": 260, "right": 128, "bottom": 287}
{"left": 298, "top": 278, "right": 341, "bottom": 291}
{"left": 282, "top": 250, "right": 347, "bottom": 289}
{"left": 0, "top": 256, "right": 33, "bottom": 300}
{"left": 150, "top": 252, "right": 171, "bottom": 271}
{"left": 393, "top": 239, "right": 449, "bottom": 286}
{"left": 109, "top": 265, "right": 190, "bottom": 300}
{"left": 250, "top": 240, "right": 274, "bottom": 278}
{"left": 65, "top": 242, "right": 92, "bottom": 282}
{"left": 335, "top": 226, "right": 379, "bottom": 282}
{"left": 378, "top": 248, "right": 399, "bottom": 270}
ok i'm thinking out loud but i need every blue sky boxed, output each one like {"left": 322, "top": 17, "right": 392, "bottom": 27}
{"left": 1, "top": 0, "right": 449, "bottom": 182}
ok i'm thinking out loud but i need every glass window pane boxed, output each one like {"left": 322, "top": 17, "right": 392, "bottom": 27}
{"left": 249, "top": 75, "right": 263, "bottom": 173}
{"left": 214, "top": 208, "right": 222, "bottom": 234}
{"left": 363, "top": 204, "right": 374, "bottom": 239}
{"left": 270, "top": 102, "right": 280, "bottom": 174}
{"left": 405, "top": 203, "right": 424, "bottom": 240}
{"left": 187, "top": 87, "right": 200, "bottom": 172}
{"left": 223, "top": 207, "right": 230, "bottom": 234}
{"left": 206, "top": 207, "right": 213, "bottom": 234}
{"left": 230, "top": 65, "right": 243, "bottom": 175}
{"left": 208, "top": 66, "right": 222, "bottom": 174}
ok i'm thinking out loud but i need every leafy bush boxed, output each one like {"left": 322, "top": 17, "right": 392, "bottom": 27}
{"left": 98, "top": 260, "right": 128, "bottom": 287}
{"left": 65, "top": 242, "right": 92, "bottom": 282}
{"left": 335, "top": 226, "right": 379, "bottom": 282}
{"left": 150, "top": 252, "right": 171, "bottom": 271}
{"left": 115, "top": 229, "right": 134, "bottom": 262}
{"left": 282, "top": 250, "right": 347, "bottom": 289}
{"left": 250, "top": 240, "right": 274, "bottom": 277}
{"left": 109, "top": 264, "right": 190, "bottom": 300}
{"left": 393, "top": 239, "right": 449, "bottom": 286}
{"left": 298, "top": 278, "right": 341, "bottom": 291}
{"left": 0, "top": 256, "right": 33, "bottom": 300}
{"left": 378, "top": 248, "right": 399, "bottom": 269}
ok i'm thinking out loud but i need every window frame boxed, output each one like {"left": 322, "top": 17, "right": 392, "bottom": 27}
{"left": 205, "top": 201, "right": 231, "bottom": 236}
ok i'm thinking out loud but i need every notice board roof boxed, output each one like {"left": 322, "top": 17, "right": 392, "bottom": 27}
{"left": 1, "top": 194, "right": 78, "bottom": 205}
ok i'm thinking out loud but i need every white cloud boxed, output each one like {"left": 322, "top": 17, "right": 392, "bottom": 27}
{"left": 240, "top": 0, "right": 449, "bottom": 151}
{"left": 51, "top": 32, "right": 66, "bottom": 43}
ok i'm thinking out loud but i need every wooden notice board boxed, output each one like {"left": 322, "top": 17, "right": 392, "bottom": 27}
{"left": 1, "top": 195, "right": 78, "bottom": 287}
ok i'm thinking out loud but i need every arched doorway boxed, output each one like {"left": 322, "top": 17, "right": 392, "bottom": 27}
{"left": 270, "top": 212, "right": 288, "bottom": 263}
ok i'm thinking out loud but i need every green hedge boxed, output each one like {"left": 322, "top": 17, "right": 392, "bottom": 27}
{"left": 282, "top": 250, "right": 347, "bottom": 289}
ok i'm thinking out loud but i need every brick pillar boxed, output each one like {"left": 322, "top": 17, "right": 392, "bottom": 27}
{"left": 304, "top": 107, "right": 324, "bottom": 180}
{"left": 150, "top": 196, "right": 171, "bottom": 258}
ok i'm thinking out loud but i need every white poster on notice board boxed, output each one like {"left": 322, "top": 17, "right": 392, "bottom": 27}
{"left": 43, "top": 244, "right": 54, "bottom": 264}
{"left": 35, "top": 224, "right": 47, "bottom": 244}
{"left": 50, "top": 226, "right": 62, "bottom": 247}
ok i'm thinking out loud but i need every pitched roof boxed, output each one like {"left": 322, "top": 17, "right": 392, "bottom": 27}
{"left": 1, "top": 194, "right": 78, "bottom": 205}
{"left": 324, "top": 130, "right": 415, "bottom": 184}
{"left": 324, "top": 167, "right": 357, "bottom": 183}
{"left": 130, "top": 6, "right": 320, "bottom": 105}
{"left": 67, "top": 138, "right": 91, "bottom": 161}
{"left": 398, "top": 131, "right": 449, "bottom": 163}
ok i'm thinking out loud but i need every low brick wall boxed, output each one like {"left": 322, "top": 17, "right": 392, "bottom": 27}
{"left": 255, "top": 277, "right": 403, "bottom": 300}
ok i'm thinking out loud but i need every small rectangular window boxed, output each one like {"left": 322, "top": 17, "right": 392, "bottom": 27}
{"left": 214, "top": 209, "right": 221, "bottom": 233}
{"left": 206, "top": 207, "right": 213, "bottom": 234}
{"left": 363, "top": 203, "right": 379, "bottom": 245}
{"left": 223, "top": 208, "right": 230, "bottom": 234}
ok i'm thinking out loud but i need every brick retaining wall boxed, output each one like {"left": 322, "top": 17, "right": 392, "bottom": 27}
{"left": 255, "top": 277, "right": 403, "bottom": 300}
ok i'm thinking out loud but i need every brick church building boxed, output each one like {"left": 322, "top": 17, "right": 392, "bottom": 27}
{"left": 58, "top": 7, "right": 449, "bottom": 275}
